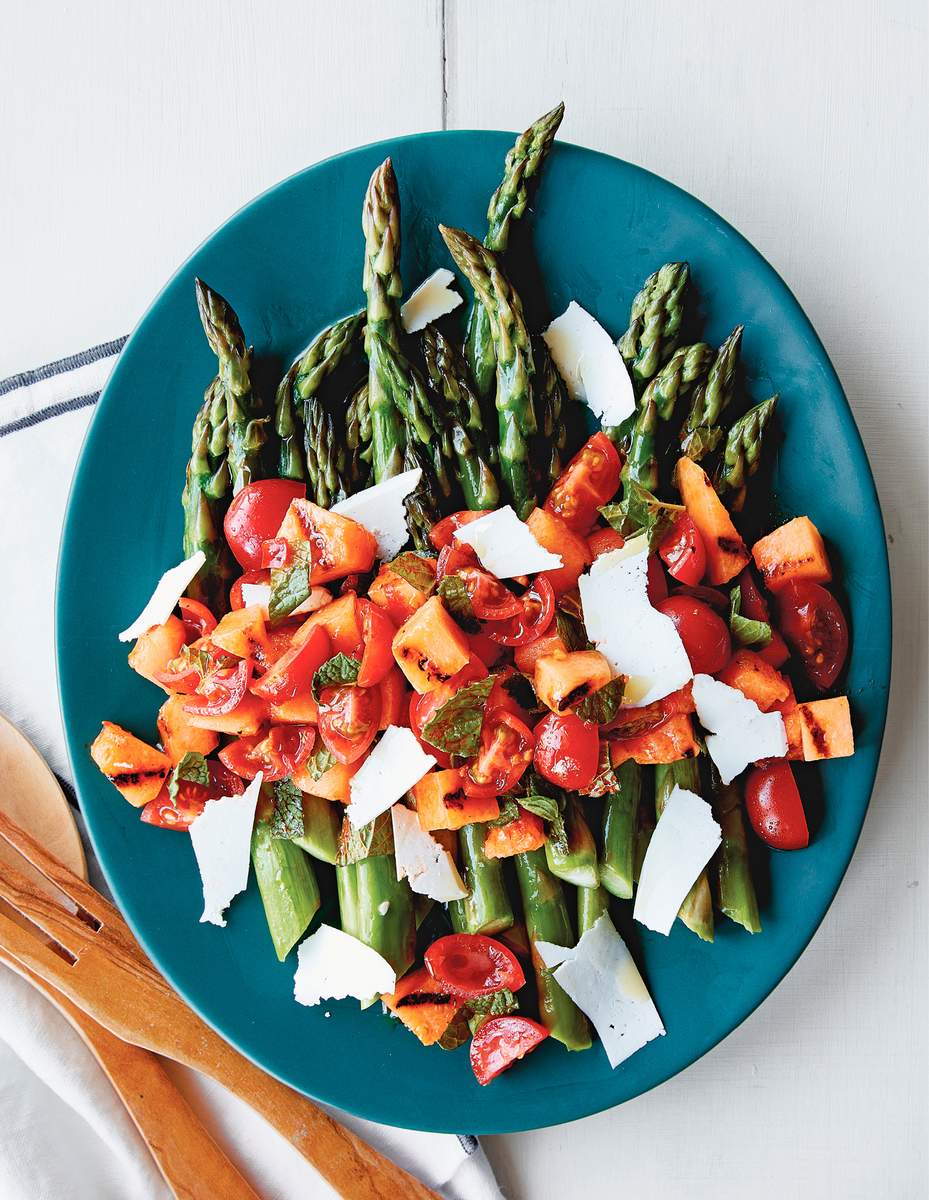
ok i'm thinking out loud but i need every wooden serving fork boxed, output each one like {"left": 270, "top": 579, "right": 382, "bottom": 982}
{"left": 0, "top": 809, "right": 439, "bottom": 1200}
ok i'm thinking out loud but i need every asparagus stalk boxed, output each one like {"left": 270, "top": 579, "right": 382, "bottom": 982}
{"left": 195, "top": 278, "right": 267, "bottom": 493}
{"left": 465, "top": 103, "right": 565, "bottom": 407}
{"left": 336, "top": 862, "right": 360, "bottom": 940}
{"left": 304, "top": 393, "right": 349, "bottom": 508}
{"left": 617, "top": 262, "right": 690, "bottom": 386}
{"left": 401, "top": 440, "right": 448, "bottom": 552}
{"left": 421, "top": 325, "right": 500, "bottom": 510}
{"left": 622, "top": 392, "right": 659, "bottom": 492}
{"left": 709, "top": 768, "right": 762, "bottom": 933}
{"left": 344, "top": 380, "right": 373, "bottom": 493}
{"left": 362, "top": 159, "right": 406, "bottom": 482}
{"left": 643, "top": 342, "right": 714, "bottom": 422}
{"left": 633, "top": 788, "right": 655, "bottom": 884}
{"left": 577, "top": 884, "right": 610, "bottom": 935}
{"left": 274, "top": 361, "right": 305, "bottom": 482}
{"left": 599, "top": 761, "right": 640, "bottom": 900}
{"left": 251, "top": 815, "right": 320, "bottom": 962}
{"left": 531, "top": 337, "right": 570, "bottom": 492}
{"left": 440, "top": 225, "right": 538, "bottom": 518}
{"left": 449, "top": 823, "right": 515, "bottom": 935}
{"left": 352, "top": 854, "right": 416, "bottom": 977}
{"left": 181, "top": 379, "right": 234, "bottom": 614}
{"left": 681, "top": 326, "right": 744, "bottom": 461}
{"left": 544, "top": 798, "right": 600, "bottom": 888}
{"left": 653, "top": 760, "right": 714, "bottom": 942}
{"left": 515, "top": 849, "right": 591, "bottom": 1051}
{"left": 290, "top": 794, "right": 341, "bottom": 865}
{"left": 716, "top": 394, "right": 778, "bottom": 509}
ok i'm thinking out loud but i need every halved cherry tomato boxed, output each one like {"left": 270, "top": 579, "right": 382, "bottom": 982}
{"left": 777, "top": 581, "right": 848, "bottom": 691}
{"left": 533, "top": 712, "right": 599, "bottom": 791}
{"left": 469, "top": 628, "right": 505, "bottom": 669}
{"left": 670, "top": 583, "right": 729, "bottom": 612}
{"left": 485, "top": 577, "right": 555, "bottom": 647}
{"left": 466, "top": 709, "right": 534, "bottom": 794}
{"left": 735, "top": 567, "right": 790, "bottom": 668}
{"left": 469, "top": 1015, "right": 549, "bottom": 1086}
{"left": 587, "top": 526, "right": 625, "bottom": 559}
{"left": 378, "top": 667, "right": 408, "bottom": 730}
{"left": 454, "top": 567, "right": 522, "bottom": 621}
{"left": 409, "top": 657, "right": 489, "bottom": 768}
{"left": 646, "top": 555, "right": 669, "bottom": 605}
{"left": 219, "top": 724, "right": 315, "bottom": 782}
{"left": 744, "top": 762, "right": 809, "bottom": 849}
{"left": 251, "top": 625, "right": 330, "bottom": 702}
{"left": 658, "top": 513, "right": 707, "bottom": 586}
{"left": 178, "top": 597, "right": 217, "bottom": 640}
{"left": 260, "top": 538, "right": 293, "bottom": 570}
{"left": 544, "top": 432, "right": 622, "bottom": 533}
{"left": 317, "top": 685, "right": 381, "bottom": 764}
{"left": 429, "top": 510, "right": 493, "bottom": 551}
{"left": 224, "top": 480, "right": 306, "bottom": 570}
{"left": 655, "top": 595, "right": 731, "bottom": 675}
{"left": 230, "top": 570, "right": 270, "bottom": 610}
{"left": 435, "top": 541, "right": 480, "bottom": 581}
{"left": 425, "top": 933, "right": 525, "bottom": 997}
{"left": 184, "top": 658, "right": 252, "bottom": 717}
{"left": 356, "top": 599, "right": 398, "bottom": 687}
{"left": 140, "top": 761, "right": 244, "bottom": 830}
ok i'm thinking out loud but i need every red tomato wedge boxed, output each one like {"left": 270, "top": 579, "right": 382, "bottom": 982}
{"left": 229, "top": 569, "right": 269, "bottom": 611}
{"left": 260, "top": 537, "right": 293, "bottom": 570}
{"left": 777, "top": 580, "right": 848, "bottom": 690}
{"left": 178, "top": 597, "right": 217, "bottom": 640}
{"left": 356, "top": 599, "right": 398, "bottom": 687}
{"left": 224, "top": 480, "right": 306, "bottom": 570}
{"left": 429, "top": 510, "right": 493, "bottom": 551}
{"left": 533, "top": 712, "right": 599, "bottom": 792}
{"left": 454, "top": 567, "right": 523, "bottom": 621}
{"left": 544, "top": 432, "right": 622, "bottom": 533}
{"left": 469, "top": 1016, "right": 549, "bottom": 1086}
{"left": 184, "top": 658, "right": 252, "bottom": 717}
{"left": 485, "top": 577, "right": 555, "bottom": 647}
{"left": 658, "top": 513, "right": 707, "bottom": 586}
{"left": 744, "top": 762, "right": 809, "bottom": 849}
{"left": 646, "top": 554, "right": 669, "bottom": 605}
{"left": 140, "top": 761, "right": 244, "bottom": 830}
{"left": 655, "top": 595, "right": 731, "bottom": 675}
{"left": 466, "top": 709, "right": 534, "bottom": 794}
{"left": 317, "top": 684, "right": 381, "bottom": 764}
{"left": 251, "top": 624, "right": 330, "bottom": 702}
{"left": 435, "top": 541, "right": 480, "bottom": 581}
{"left": 220, "top": 724, "right": 315, "bottom": 782}
{"left": 425, "top": 934, "right": 525, "bottom": 998}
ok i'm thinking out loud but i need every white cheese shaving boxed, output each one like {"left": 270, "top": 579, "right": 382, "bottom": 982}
{"left": 578, "top": 535, "right": 692, "bottom": 706}
{"left": 331, "top": 468, "right": 422, "bottom": 562}
{"left": 535, "top": 915, "right": 665, "bottom": 1068}
{"left": 391, "top": 805, "right": 468, "bottom": 902}
{"left": 453, "top": 505, "right": 562, "bottom": 578}
{"left": 633, "top": 785, "right": 721, "bottom": 935}
{"left": 188, "top": 773, "right": 262, "bottom": 927}
{"left": 293, "top": 924, "right": 396, "bottom": 1006}
{"left": 347, "top": 726, "right": 436, "bottom": 828}
{"left": 691, "top": 673, "right": 788, "bottom": 784}
{"left": 543, "top": 302, "right": 635, "bottom": 428}
{"left": 118, "top": 551, "right": 206, "bottom": 642}
{"left": 400, "top": 268, "right": 463, "bottom": 333}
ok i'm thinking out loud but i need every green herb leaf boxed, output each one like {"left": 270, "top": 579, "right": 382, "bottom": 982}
{"left": 517, "top": 793, "right": 562, "bottom": 824}
{"left": 167, "top": 751, "right": 209, "bottom": 803}
{"left": 312, "top": 653, "right": 361, "bottom": 702}
{"left": 467, "top": 989, "right": 519, "bottom": 1017}
{"left": 488, "top": 798, "right": 520, "bottom": 828}
{"left": 600, "top": 481, "right": 684, "bottom": 551}
{"left": 270, "top": 777, "right": 305, "bottom": 839}
{"left": 546, "top": 808, "right": 569, "bottom": 857}
{"left": 728, "top": 586, "right": 773, "bottom": 648}
{"left": 337, "top": 810, "right": 394, "bottom": 865}
{"left": 556, "top": 590, "right": 584, "bottom": 622}
{"left": 575, "top": 676, "right": 626, "bottom": 724}
{"left": 436, "top": 575, "right": 480, "bottom": 633}
{"left": 555, "top": 609, "right": 590, "bottom": 652}
{"left": 268, "top": 545, "right": 313, "bottom": 624}
{"left": 500, "top": 671, "right": 540, "bottom": 714}
{"left": 303, "top": 734, "right": 337, "bottom": 782}
{"left": 388, "top": 552, "right": 437, "bottom": 596}
{"left": 436, "top": 1011, "right": 471, "bottom": 1051}
{"left": 421, "top": 675, "right": 497, "bottom": 757}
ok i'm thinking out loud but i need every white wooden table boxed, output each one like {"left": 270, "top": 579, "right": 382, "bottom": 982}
{"left": 1, "top": 2, "right": 926, "bottom": 1196}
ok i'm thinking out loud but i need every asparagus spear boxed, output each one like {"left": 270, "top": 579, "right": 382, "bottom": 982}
{"left": 440, "top": 225, "right": 538, "bottom": 518}
{"left": 181, "top": 379, "right": 234, "bottom": 614}
{"left": 622, "top": 392, "right": 659, "bottom": 492}
{"left": 401, "top": 440, "right": 447, "bottom": 552}
{"left": 515, "top": 849, "right": 591, "bottom": 1050}
{"left": 599, "top": 761, "right": 640, "bottom": 900}
{"left": 362, "top": 160, "right": 406, "bottom": 482}
{"left": 304, "top": 393, "right": 349, "bottom": 508}
{"left": 709, "top": 767, "right": 762, "bottom": 933}
{"left": 465, "top": 103, "right": 565, "bottom": 406}
{"left": 449, "top": 823, "right": 514, "bottom": 936}
{"left": 290, "top": 793, "right": 341, "bottom": 865}
{"left": 274, "top": 361, "right": 305, "bottom": 482}
{"left": 251, "top": 814, "right": 320, "bottom": 962}
{"left": 195, "top": 278, "right": 267, "bottom": 493}
{"left": 344, "top": 381, "right": 373, "bottom": 493}
{"left": 643, "top": 342, "right": 714, "bottom": 422}
{"left": 654, "top": 760, "right": 714, "bottom": 942}
{"left": 681, "top": 326, "right": 744, "bottom": 461}
{"left": 352, "top": 854, "right": 416, "bottom": 977}
{"left": 544, "top": 797, "right": 600, "bottom": 888}
{"left": 617, "top": 262, "right": 690, "bottom": 386}
{"left": 716, "top": 394, "right": 778, "bottom": 508}
{"left": 421, "top": 325, "right": 499, "bottom": 510}
{"left": 577, "top": 884, "right": 610, "bottom": 936}
{"left": 531, "top": 337, "right": 570, "bottom": 492}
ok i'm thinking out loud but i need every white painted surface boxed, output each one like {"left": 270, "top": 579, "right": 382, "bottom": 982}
{"left": 1, "top": 1, "right": 926, "bottom": 1196}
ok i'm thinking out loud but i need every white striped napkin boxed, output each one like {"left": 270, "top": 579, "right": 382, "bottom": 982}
{"left": 0, "top": 342, "right": 500, "bottom": 1200}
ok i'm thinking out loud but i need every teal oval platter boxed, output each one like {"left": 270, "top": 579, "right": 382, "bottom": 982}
{"left": 57, "top": 131, "right": 891, "bottom": 1134}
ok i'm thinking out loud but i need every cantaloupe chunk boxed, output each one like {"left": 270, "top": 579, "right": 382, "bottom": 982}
{"left": 90, "top": 722, "right": 171, "bottom": 807}
{"left": 676, "top": 456, "right": 750, "bottom": 584}
{"left": 525, "top": 508, "right": 591, "bottom": 596}
{"left": 211, "top": 605, "right": 271, "bottom": 662}
{"left": 182, "top": 692, "right": 267, "bottom": 736}
{"left": 127, "top": 616, "right": 187, "bottom": 691}
{"left": 751, "top": 516, "right": 832, "bottom": 591}
{"left": 292, "top": 757, "right": 361, "bottom": 803}
{"left": 392, "top": 596, "right": 471, "bottom": 693}
{"left": 796, "top": 697, "right": 854, "bottom": 761}
{"left": 717, "top": 650, "right": 791, "bottom": 712}
{"left": 412, "top": 769, "right": 499, "bottom": 830}
{"left": 483, "top": 811, "right": 546, "bottom": 858}
{"left": 610, "top": 713, "right": 700, "bottom": 767}
{"left": 534, "top": 650, "right": 613, "bottom": 714}
{"left": 383, "top": 966, "right": 462, "bottom": 1045}
{"left": 368, "top": 565, "right": 432, "bottom": 626}
{"left": 292, "top": 593, "right": 362, "bottom": 656}
{"left": 156, "top": 694, "right": 219, "bottom": 763}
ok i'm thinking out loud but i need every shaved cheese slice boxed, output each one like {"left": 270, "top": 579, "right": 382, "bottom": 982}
{"left": 453, "top": 505, "right": 562, "bottom": 578}
{"left": 391, "top": 805, "right": 468, "bottom": 901}
{"left": 691, "top": 673, "right": 788, "bottom": 784}
{"left": 118, "top": 551, "right": 206, "bottom": 642}
{"left": 400, "top": 268, "right": 463, "bottom": 333}
{"left": 331, "top": 469, "right": 422, "bottom": 562}
{"left": 578, "top": 535, "right": 692, "bottom": 705}
{"left": 347, "top": 726, "right": 436, "bottom": 828}
{"left": 189, "top": 773, "right": 262, "bottom": 927}
{"left": 535, "top": 915, "right": 664, "bottom": 1068}
{"left": 293, "top": 924, "right": 396, "bottom": 1006}
{"left": 543, "top": 302, "right": 635, "bottom": 428}
{"left": 634, "top": 785, "right": 721, "bottom": 935}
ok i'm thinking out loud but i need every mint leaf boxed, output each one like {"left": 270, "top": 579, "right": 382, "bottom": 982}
{"left": 728, "top": 586, "right": 773, "bottom": 648}
{"left": 268, "top": 544, "right": 313, "bottom": 623}
{"left": 436, "top": 575, "right": 480, "bottom": 633}
{"left": 167, "top": 751, "right": 209, "bottom": 803}
{"left": 467, "top": 988, "right": 518, "bottom": 1017}
{"left": 575, "top": 676, "right": 626, "bottom": 725}
{"left": 270, "top": 777, "right": 305, "bottom": 839}
{"left": 556, "top": 590, "right": 584, "bottom": 622}
{"left": 312, "top": 653, "right": 361, "bottom": 702}
{"left": 517, "top": 793, "right": 561, "bottom": 824}
{"left": 488, "top": 798, "right": 520, "bottom": 828}
{"left": 303, "top": 734, "right": 336, "bottom": 782}
{"left": 555, "top": 609, "right": 590, "bottom": 652}
{"left": 388, "top": 552, "right": 436, "bottom": 596}
{"left": 437, "top": 1012, "right": 471, "bottom": 1051}
{"left": 338, "top": 810, "right": 394, "bottom": 865}
{"left": 421, "top": 675, "right": 496, "bottom": 757}
{"left": 600, "top": 481, "right": 684, "bottom": 551}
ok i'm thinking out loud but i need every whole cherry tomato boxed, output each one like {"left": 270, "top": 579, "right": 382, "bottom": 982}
{"left": 744, "top": 762, "right": 809, "bottom": 849}
{"left": 656, "top": 595, "right": 731, "bottom": 675}
{"left": 658, "top": 513, "right": 707, "bottom": 586}
{"left": 533, "top": 712, "right": 600, "bottom": 792}
{"left": 223, "top": 479, "right": 306, "bottom": 570}
{"left": 777, "top": 581, "right": 848, "bottom": 690}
